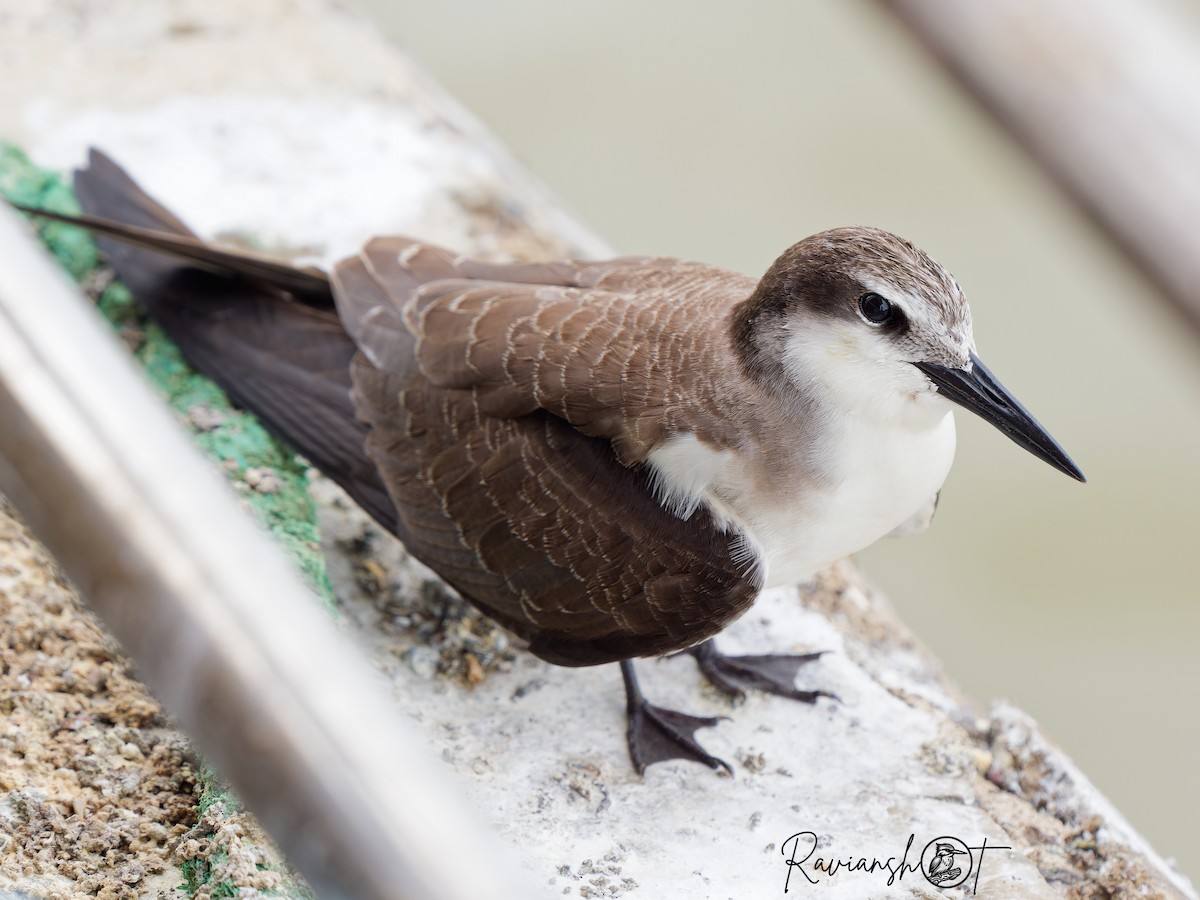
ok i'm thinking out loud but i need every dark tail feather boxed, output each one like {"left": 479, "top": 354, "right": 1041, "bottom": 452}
{"left": 15, "top": 148, "right": 332, "bottom": 303}
{"left": 50, "top": 148, "right": 400, "bottom": 534}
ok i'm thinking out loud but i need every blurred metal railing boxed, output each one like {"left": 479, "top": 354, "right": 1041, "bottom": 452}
{"left": 0, "top": 202, "right": 535, "bottom": 900}
{"left": 880, "top": 0, "right": 1200, "bottom": 340}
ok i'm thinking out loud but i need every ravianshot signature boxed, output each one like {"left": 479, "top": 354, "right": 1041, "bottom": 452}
{"left": 781, "top": 830, "right": 1012, "bottom": 894}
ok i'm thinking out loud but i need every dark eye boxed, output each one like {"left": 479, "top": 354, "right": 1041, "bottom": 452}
{"left": 859, "top": 292, "right": 893, "bottom": 325}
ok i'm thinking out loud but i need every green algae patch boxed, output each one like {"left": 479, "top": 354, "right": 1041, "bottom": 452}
{"left": 0, "top": 144, "right": 98, "bottom": 280}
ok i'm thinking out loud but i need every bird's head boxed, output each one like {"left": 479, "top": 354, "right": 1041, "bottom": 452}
{"left": 734, "top": 226, "right": 1084, "bottom": 481}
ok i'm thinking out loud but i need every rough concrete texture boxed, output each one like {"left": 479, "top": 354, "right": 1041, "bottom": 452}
{"left": 0, "top": 495, "right": 272, "bottom": 900}
{"left": 0, "top": 1, "right": 1194, "bottom": 898}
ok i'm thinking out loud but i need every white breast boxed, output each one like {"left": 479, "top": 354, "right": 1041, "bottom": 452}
{"left": 756, "top": 409, "right": 956, "bottom": 587}
{"left": 646, "top": 409, "right": 957, "bottom": 589}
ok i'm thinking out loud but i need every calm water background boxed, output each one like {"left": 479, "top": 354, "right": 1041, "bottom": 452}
{"left": 362, "top": 0, "right": 1200, "bottom": 878}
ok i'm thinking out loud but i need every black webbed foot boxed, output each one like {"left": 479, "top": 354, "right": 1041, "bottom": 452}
{"left": 620, "top": 660, "right": 731, "bottom": 775}
{"left": 683, "top": 639, "right": 836, "bottom": 704}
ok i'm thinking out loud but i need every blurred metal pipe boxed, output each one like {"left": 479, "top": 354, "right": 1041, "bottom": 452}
{"left": 879, "top": 0, "right": 1200, "bottom": 338}
{"left": 0, "top": 204, "right": 534, "bottom": 900}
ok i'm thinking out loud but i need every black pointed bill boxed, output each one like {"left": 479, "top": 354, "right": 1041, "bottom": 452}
{"left": 915, "top": 353, "right": 1085, "bottom": 482}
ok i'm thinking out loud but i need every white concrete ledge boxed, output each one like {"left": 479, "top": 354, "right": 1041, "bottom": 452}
{"left": 0, "top": 1, "right": 1192, "bottom": 897}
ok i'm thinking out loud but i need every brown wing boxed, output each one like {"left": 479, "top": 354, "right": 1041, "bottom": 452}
{"left": 60, "top": 149, "right": 766, "bottom": 664}
{"left": 333, "top": 247, "right": 765, "bottom": 665}
{"left": 353, "top": 237, "right": 762, "bottom": 460}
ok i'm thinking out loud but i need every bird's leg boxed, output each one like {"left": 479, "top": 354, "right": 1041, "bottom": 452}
{"left": 684, "top": 639, "right": 835, "bottom": 704}
{"left": 620, "top": 660, "right": 731, "bottom": 775}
